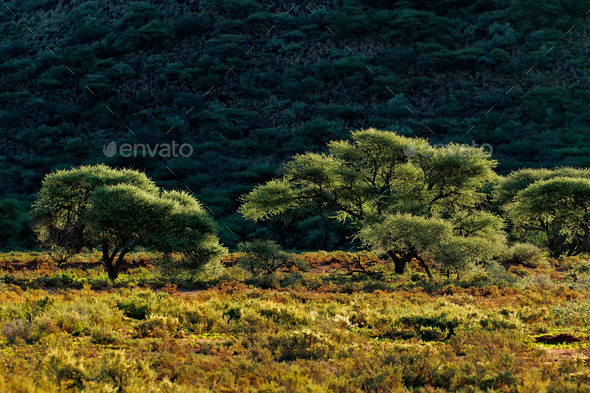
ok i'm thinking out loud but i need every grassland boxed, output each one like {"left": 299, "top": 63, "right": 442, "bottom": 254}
{"left": 0, "top": 252, "right": 589, "bottom": 392}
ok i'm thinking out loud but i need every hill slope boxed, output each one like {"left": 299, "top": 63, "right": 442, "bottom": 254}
{"left": 1, "top": 0, "right": 589, "bottom": 248}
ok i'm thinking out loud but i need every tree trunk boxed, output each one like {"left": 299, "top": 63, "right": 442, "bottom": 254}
{"left": 102, "top": 242, "right": 120, "bottom": 282}
{"left": 415, "top": 256, "right": 433, "bottom": 280}
{"left": 106, "top": 263, "right": 119, "bottom": 281}
{"left": 387, "top": 251, "right": 407, "bottom": 275}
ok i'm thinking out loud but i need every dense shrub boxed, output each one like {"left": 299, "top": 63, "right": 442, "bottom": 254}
{"left": 501, "top": 242, "right": 543, "bottom": 267}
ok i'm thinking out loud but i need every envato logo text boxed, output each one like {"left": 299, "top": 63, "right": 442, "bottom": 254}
{"left": 103, "top": 141, "right": 193, "bottom": 158}
{"left": 403, "top": 140, "right": 493, "bottom": 158}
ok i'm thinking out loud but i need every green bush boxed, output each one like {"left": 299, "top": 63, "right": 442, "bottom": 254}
{"left": 396, "top": 313, "right": 460, "bottom": 341}
{"left": 135, "top": 314, "right": 181, "bottom": 338}
{"left": 501, "top": 242, "right": 543, "bottom": 267}
{"left": 138, "top": 20, "right": 173, "bottom": 46}
{"left": 116, "top": 297, "right": 151, "bottom": 320}
{"left": 119, "top": 3, "right": 158, "bottom": 28}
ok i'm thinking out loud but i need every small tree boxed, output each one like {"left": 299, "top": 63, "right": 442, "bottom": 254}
{"left": 359, "top": 214, "right": 452, "bottom": 279}
{"left": 494, "top": 167, "right": 590, "bottom": 205}
{"left": 33, "top": 165, "right": 226, "bottom": 280}
{"left": 85, "top": 184, "right": 168, "bottom": 280}
{"left": 238, "top": 239, "right": 296, "bottom": 276}
{"left": 436, "top": 236, "right": 499, "bottom": 279}
{"left": 359, "top": 214, "right": 504, "bottom": 279}
{"left": 32, "top": 165, "right": 158, "bottom": 266}
{"left": 241, "top": 129, "right": 500, "bottom": 276}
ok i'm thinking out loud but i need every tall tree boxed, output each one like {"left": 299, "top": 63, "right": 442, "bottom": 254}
{"left": 241, "top": 129, "right": 501, "bottom": 275}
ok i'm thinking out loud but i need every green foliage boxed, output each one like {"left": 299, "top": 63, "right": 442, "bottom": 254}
{"left": 0, "top": 199, "right": 34, "bottom": 249}
{"left": 138, "top": 20, "right": 173, "bottom": 46}
{"left": 242, "top": 130, "right": 501, "bottom": 276}
{"left": 273, "top": 329, "right": 337, "bottom": 361}
{"left": 1, "top": 0, "right": 590, "bottom": 252}
{"left": 221, "top": 0, "right": 261, "bottom": 18}
{"left": 154, "top": 190, "right": 227, "bottom": 272}
{"left": 494, "top": 167, "right": 590, "bottom": 204}
{"left": 31, "top": 165, "right": 158, "bottom": 265}
{"left": 118, "top": 2, "right": 158, "bottom": 28}
{"left": 360, "top": 213, "right": 504, "bottom": 278}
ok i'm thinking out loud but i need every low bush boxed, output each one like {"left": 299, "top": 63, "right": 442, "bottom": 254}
{"left": 501, "top": 242, "right": 544, "bottom": 267}
{"left": 273, "top": 329, "right": 337, "bottom": 361}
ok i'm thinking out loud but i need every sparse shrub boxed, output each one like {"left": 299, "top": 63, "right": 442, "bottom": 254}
{"left": 96, "top": 350, "right": 136, "bottom": 390}
{"left": 49, "top": 304, "right": 93, "bottom": 335}
{"left": 522, "top": 273, "right": 556, "bottom": 291}
{"left": 117, "top": 297, "right": 151, "bottom": 320}
{"left": 2, "top": 319, "right": 36, "bottom": 344}
{"left": 251, "top": 273, "right": 280, "bottom": 289}
{"left": 273, "top": 329, "right": 337, "bottom": 361}
{"left": 476, "top": 260, "right": 517, "bottom": 285}
{"left": 90, "top": 325, "right": 119, "bottom": 345}
{"left": 222, "top": 306, "right": 243, "bottom": 322}
{"left": 135, "top": 314, "right": 181, "bottom": 338}
{"left": 258, "top": 304, "right": 309, "bottom": 328}
{"left": 395, "top": 313, "right": 460, "bottom": 341}
{"left": 237, "top": 240, "right": 298, "bottom": 276}
{"left": 180, "top": 306, "right": 220, "bottom": 332}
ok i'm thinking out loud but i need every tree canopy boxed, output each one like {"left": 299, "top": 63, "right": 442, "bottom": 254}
{"left": 241, "top": 129, "right": 498, "bottom": 225}
{"left": 494, "top": 168, "right": 590, "bottom": 257}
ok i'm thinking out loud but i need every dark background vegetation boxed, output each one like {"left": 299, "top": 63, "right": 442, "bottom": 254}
{"left": 1, "top": 0, "right": 589, "bottom": 250}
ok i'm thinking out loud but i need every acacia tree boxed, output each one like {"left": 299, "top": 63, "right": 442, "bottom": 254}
{"left": 359, "top": 214, "right": 452, "bottom": 278}
{"left": 33, "top": 165, "right": 226, "bottom": 280}
{"left": 86, "top": 184, "right": 166, "bottom": 280}
{"left": 32, "top": 164, "right": 159, "bottom": 265}
{"left": 241, "top": 129, "right": 498, "bottom": 221}
{"left": 494, "top": 168, "right": 590, "bottom": 256}
{"left": 358, "top": 214, "right": 502, "bottom": 279}
{"left": 507, "top": 177, "right": 590, "bottom": 257}
{"left": 240, "top": 129, "right": 502, "bottom": 275}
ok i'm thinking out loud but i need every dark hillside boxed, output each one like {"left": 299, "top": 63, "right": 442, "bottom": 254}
{"left": 1, "top": 0, "right": 589, "bottom": 248}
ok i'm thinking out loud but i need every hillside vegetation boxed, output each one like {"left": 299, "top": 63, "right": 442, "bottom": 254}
{"left": 1, "top": 0, "right": 590, "bottom": 249}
